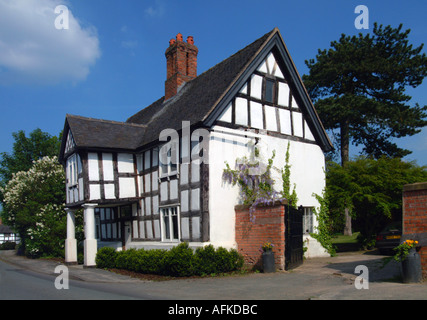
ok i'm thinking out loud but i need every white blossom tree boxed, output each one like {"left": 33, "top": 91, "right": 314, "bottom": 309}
{"left": 0, "top": 156, "right": 66, "bottom": 258}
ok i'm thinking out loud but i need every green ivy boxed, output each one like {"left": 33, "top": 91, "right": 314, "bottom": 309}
{"left": 311, "top": 190, "right": 336, "bottom": 256}
{"left": 281, "top": 142, "right": 298, "bottom": 208}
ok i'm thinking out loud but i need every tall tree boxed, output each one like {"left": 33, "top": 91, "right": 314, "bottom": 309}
{"left": 303, "top": 23, "right": 427, "bottom": 166}
{"left": 326, "top": 157, "right": 427, "bottom": 248}
{"left": 0, "top": 129, "right": 61, "bottom": 184}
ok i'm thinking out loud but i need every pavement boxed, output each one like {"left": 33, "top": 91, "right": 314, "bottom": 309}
{"left": 0, "top": 249, "right": 426, "bottom": 300}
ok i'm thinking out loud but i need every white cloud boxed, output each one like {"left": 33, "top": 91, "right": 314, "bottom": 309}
{"left": 145, "top": 0, "right": 165, "bottom": 18}
{"left": 0, "top": 0, "right": 101, "bottom": 85}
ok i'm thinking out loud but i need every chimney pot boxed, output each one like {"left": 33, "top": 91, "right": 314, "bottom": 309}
{"left": 165, "top": 33, "right": 198, "bottom": 101}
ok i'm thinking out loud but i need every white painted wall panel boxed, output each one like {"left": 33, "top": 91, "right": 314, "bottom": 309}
{"left": 218, "top": 103, "right": 232, "bottom": 123}
{"left": 89, "top": 184, "right": 101, "bottom": 200}
{"left": 181, "top": 190, "right": 189, "bottom": 212}
{"left": 191, "top": 161, "right": 200, "bottom": 183}
{"left": 133, "top": 221, "right": 138, "bottom": 238}
{"left": 119, "top": 177, "right": 136, "bottom": 198}
{"left": 144, "top": 174, "right": 151, "bottom": 193}
{"left": 250, "top": 101, "right": 263, "bottom": 129}
{"left": 118, "top": 153, "right": 134, "bottom": 173}
{"left": 266, "top": 53, "right": 275, "bottom": 74}
{"left": 293, "top": 112, "right": 303, "bottom": 137}
{"left": 250, "top": 74, "right": 263, "bottom": 100}
{"left": 191, "top": 188, "right": 200, "bottom": 211}
{"left": 78, "top": 178, "right": 84, "bottom": 200}
{"left": 104, "top": 184, "right": 115, "bottom": 199}
{"left": 139, "top": 221, "right": 145, "bottom": 238}
{"left": 192, "top": 217, "right": 200, "bottom": 239}
{"left": 278, "top": 82, "right": 289, "bottom": 107}
{"left": 88, "top": 153, "right": 99, "bottom": 181}
{"left": 146, "top": 221, "right": 153, "bottom": 239}
{"left": 181, "top": 217, "right": 190, "bottom": 239}
{"left": 292, "top": 96, "right": 299, "bottom": 110}
{"left": 153, "top": 195, "right": 159, "bottom": 215}
{"left": 151, "top": 171, "right": 158, "bottom": 191}
{"left": 278, "top": 108, "right": 292, "bottom": 135}
{"left": 160, "top": 182, "right": 168, "bottom": 201}
{"left": 235, "top": 97, "right": 248, "bottom": 126}
{"left": 144, "top": 151, "right": 151, "bottom": 170}
{"left": 180, "top": 163, "right": 189, "bottom": 185}
{"left": 257, "top": 61, "right": 268, "bottom": 73}
{"left": 265, "top": 105, "right": 278, "bottom": 131}
{"left": 170, "top": 179, "right": 178, "bottom": 200}
{"left": 274, "top": 66, "right": 285, "bottom": 79}
{"left": 154, "top": 220, "right": 160, "bottom": 239}
{"left": 102, "top": 153, "right": 114, "bottom": 181}
{"left": 239, "top": 83, "right": 248, "bottom": 94}
{"left": 145, "top": 197, "right": 151, "bottom": 216}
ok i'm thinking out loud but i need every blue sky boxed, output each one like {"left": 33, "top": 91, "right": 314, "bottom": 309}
{"left": 0, "top": 0, "right": 426, "bottom": 166}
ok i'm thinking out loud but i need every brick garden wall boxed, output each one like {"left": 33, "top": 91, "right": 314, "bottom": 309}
{"left": 235, "top": 204, "right": 286, "bottom": 270}
{"left": 402, "top": 182, "right": 427, "bottom": 279}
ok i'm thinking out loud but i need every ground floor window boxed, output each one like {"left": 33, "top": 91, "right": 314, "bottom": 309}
{"left": 95, "top": 207, "right": 121, "bottom": 241}
{"left": 160, "top": 206, "right": 180, "bottom": 242}
{"left": 303, "top": 207, "right": 314, "bottom": 234}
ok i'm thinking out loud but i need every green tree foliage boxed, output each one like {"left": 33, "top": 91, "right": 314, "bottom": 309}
{"left": 326, "top": 157, "right": 427, "bottom": 247}
{"left": 0, "top": 129, "right": 61, "bottom": 183}
{"left": 303, "top": 23, "right": 427, "bottom": 165}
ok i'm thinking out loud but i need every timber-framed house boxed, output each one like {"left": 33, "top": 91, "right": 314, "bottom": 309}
{"left": 59, "top": 28, "right": 332, "bottom": 267}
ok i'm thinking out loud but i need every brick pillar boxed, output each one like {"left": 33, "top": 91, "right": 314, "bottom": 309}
{"left": 402, "top": 182, "right": 427, "bottom": 279}
{"left": 235, "top": 204, "right": 286, "bottom": 270}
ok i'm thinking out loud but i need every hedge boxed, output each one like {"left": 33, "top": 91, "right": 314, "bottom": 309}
{"left": 95, "top": 243, "right": 244, "bottom": 277}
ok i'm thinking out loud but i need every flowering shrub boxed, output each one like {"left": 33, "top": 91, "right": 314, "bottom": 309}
{"left": 0, "top": 156, "right": 66, "bottom": 258}
{"left": 393, "top": 239, "right": 419, "bottom": 262}
{"left": 223, "top": 147, "right": 283, "bottom": 220}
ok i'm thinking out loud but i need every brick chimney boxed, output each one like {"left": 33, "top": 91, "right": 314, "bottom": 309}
{"left": 165, "top": 33, "right": 198, "bottom": 101}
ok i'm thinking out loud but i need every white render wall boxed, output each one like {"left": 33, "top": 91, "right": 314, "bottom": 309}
{"left": 208, "top": 126, "right": 327, "bottom": 255}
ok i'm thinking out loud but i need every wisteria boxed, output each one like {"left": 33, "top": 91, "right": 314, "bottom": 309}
{"left": 223, "top": 148, "right": 284, "bottom": 222}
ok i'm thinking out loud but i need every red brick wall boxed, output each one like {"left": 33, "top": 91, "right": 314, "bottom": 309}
{"left": 402, "top": 182, "right": 427, "bottom": 279}
{"left": 235, "top": 204, "right": 286, "bottom": 270}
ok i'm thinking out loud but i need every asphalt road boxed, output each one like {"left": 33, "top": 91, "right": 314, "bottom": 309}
{"left": 0, "top": 250, "right": 426, "bottom": 301}
{"left": 0, "top": 259, "right": 144, "bottom": 300}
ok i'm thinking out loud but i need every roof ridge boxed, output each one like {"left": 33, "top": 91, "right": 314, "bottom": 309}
{"left": 67, "top": 114, "right": 147, "bottom": 128}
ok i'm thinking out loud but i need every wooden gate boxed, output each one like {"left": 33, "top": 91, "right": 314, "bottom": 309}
{"left": 285, "top": 205, "right": 304, "bottom": 270}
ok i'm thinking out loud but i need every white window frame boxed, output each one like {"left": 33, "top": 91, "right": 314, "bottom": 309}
{"left": 303, "top": 207, "right": 314, "bottom": 234}
{"left": 160, "top": 206, "right": 181, "bottom": 242}
{"left": 159, "top": 141, "right": 179, "bottom": 178}
{"left": 67, "top": 154, "right": 79, "bottom": 186}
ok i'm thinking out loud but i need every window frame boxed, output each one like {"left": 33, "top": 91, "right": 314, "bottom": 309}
{"left": 67, "top": 154, "right": 80, "bottom": 187}
{"left": 303, "top": 207, "right": 314, "bottom": 235}
{"left": 160, "top": 205, "right": 181, "bottom": 242}
{"left": 159, "top": 141, "right": 179, "bottom": 178}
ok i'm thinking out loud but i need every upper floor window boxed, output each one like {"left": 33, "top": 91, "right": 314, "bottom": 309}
{"left": 66, "top": 154, "right": 82, "bottom": 186}
{"left": 159, "top": 140, "right": 179, "bottom": 178}
{"left": 264, "top": 78, "right": 275, "bottom": 103}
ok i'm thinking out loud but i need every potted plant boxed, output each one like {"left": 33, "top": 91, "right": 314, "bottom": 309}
{"left": 261, "top": 242, "right": 275, "bottom": 273}
{"left": 393, "top": 239, "right": 422, "bottom": 283}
